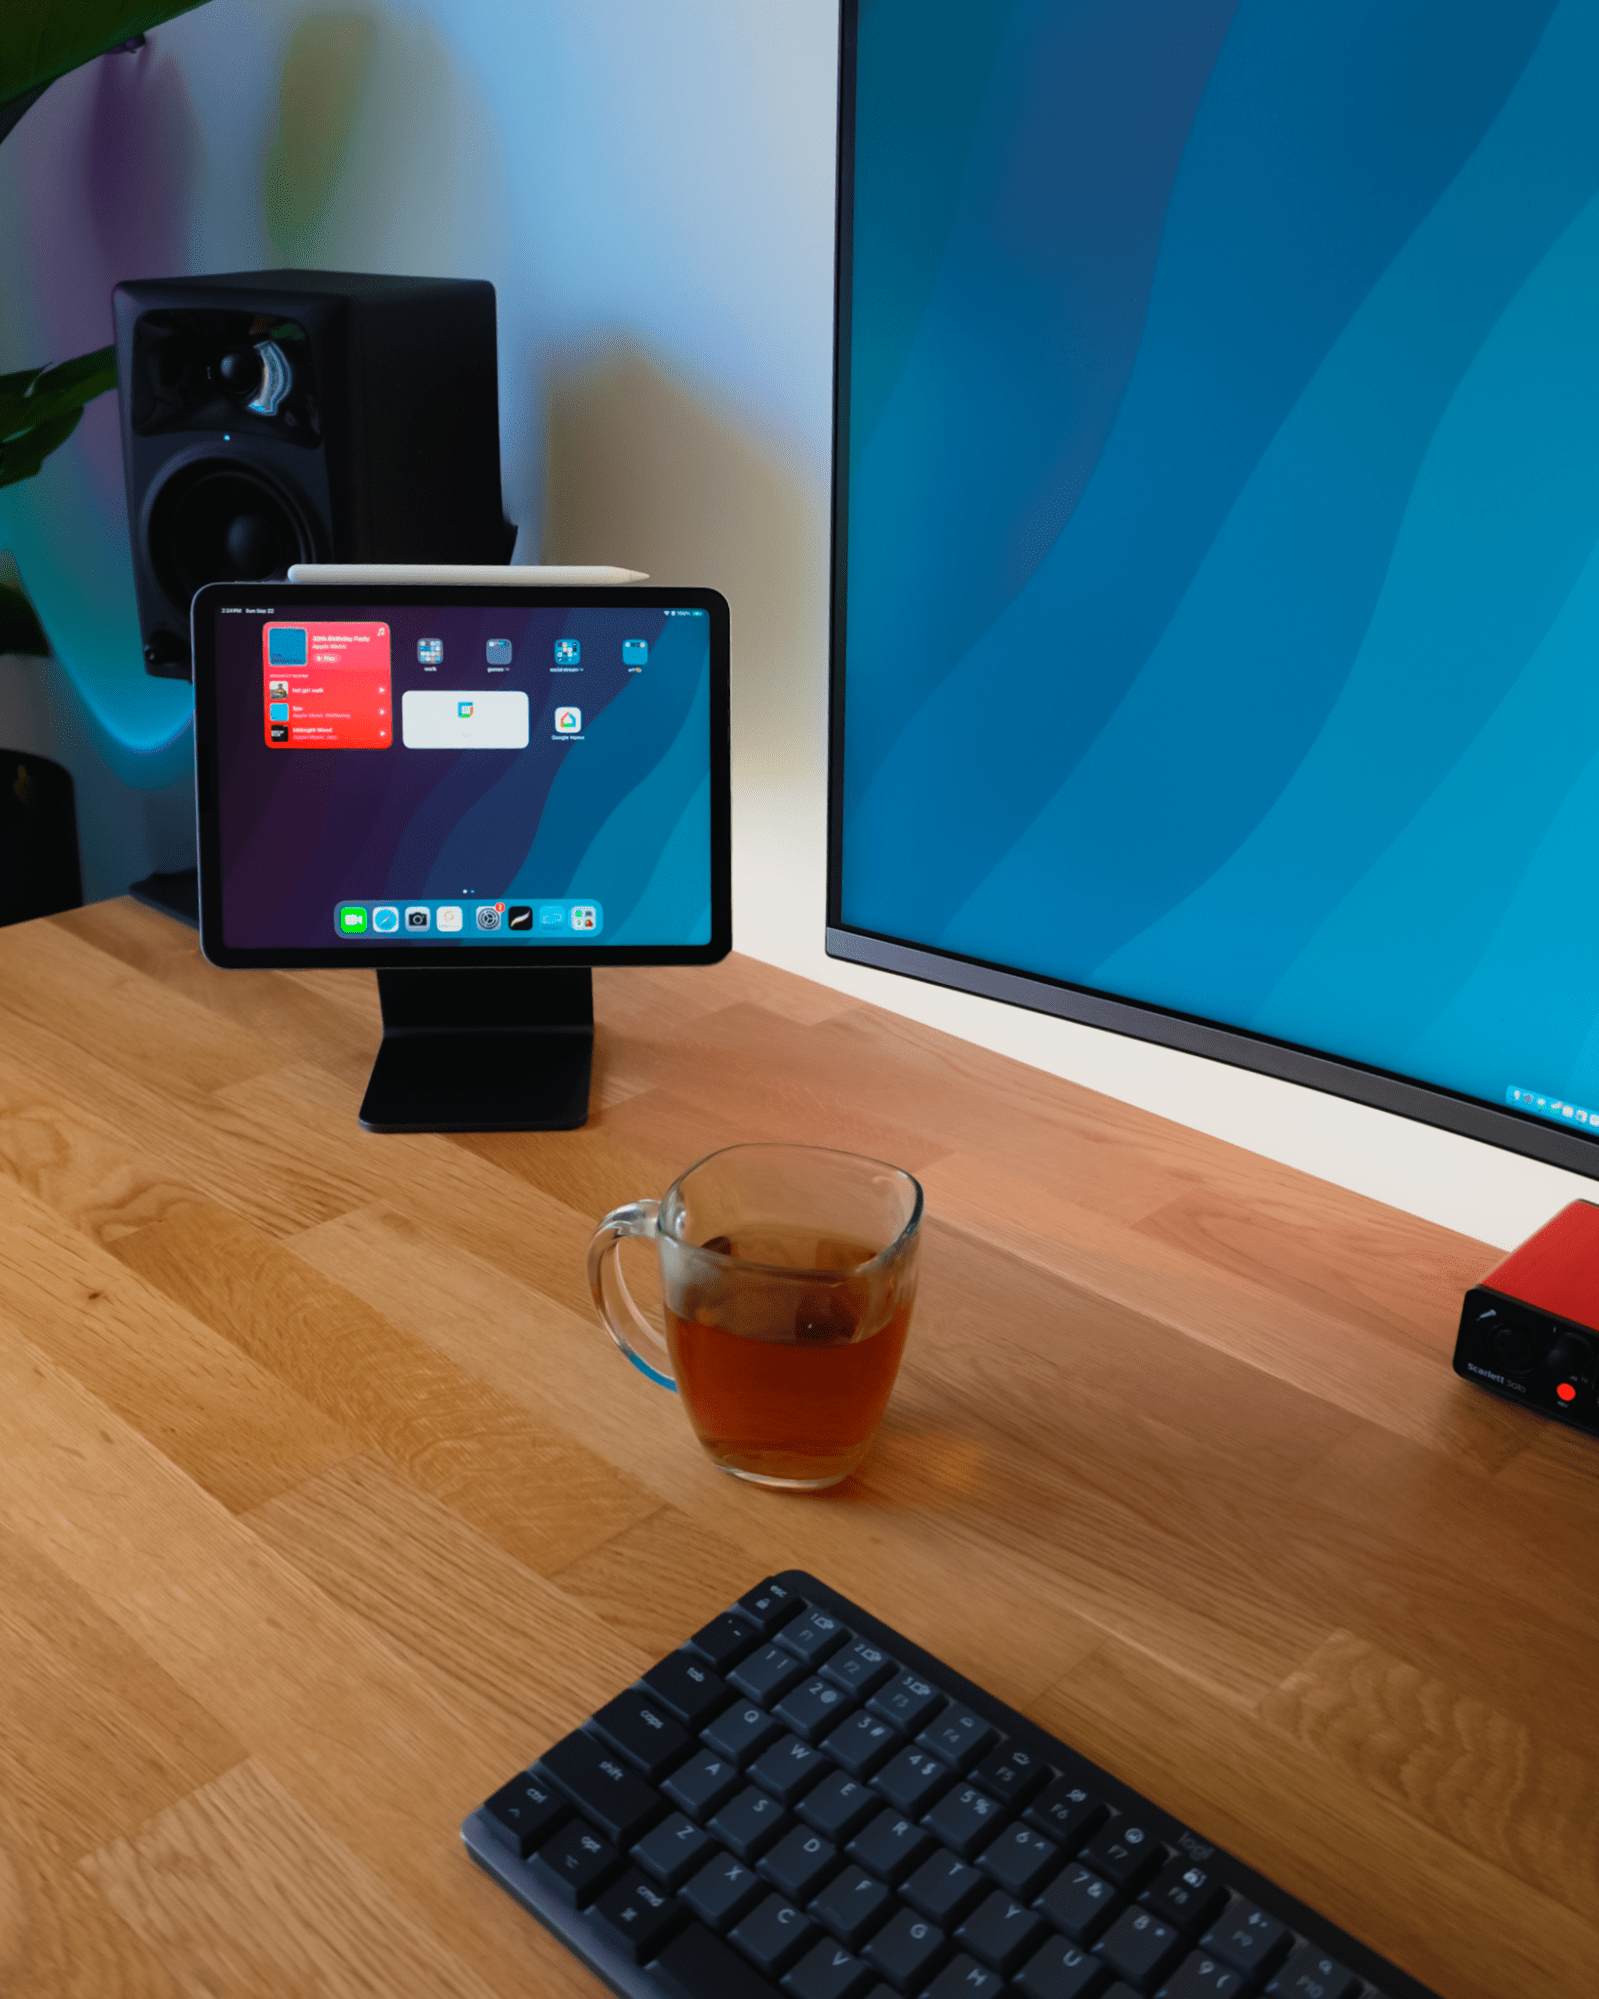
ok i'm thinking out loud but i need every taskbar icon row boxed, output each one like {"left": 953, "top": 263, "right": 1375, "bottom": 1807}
{"left": 336, "top": 899, "right": 601, "bottom": 938}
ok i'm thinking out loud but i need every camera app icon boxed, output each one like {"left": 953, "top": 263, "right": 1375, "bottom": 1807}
{"left": 405, "top": 906, "right": 430, "bottom": 930}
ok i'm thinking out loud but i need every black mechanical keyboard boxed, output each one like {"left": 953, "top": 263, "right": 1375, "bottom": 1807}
{"left": 461, "top": 1572, "right": 1439, "bottom": 1999}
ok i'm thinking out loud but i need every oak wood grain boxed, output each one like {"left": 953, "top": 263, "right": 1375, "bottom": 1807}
{"left": 0, "top": 899, "right": 1590, "bottom": 1999}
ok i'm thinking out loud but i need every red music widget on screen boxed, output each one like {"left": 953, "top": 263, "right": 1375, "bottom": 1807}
{"left": 263, "top": 622, "right": 392, "bottom": 748}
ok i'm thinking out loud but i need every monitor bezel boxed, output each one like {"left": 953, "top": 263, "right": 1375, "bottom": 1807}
{"left": 193, "top": 580, "right": 732, "bottom": 970}
{"left": 823, "top": 0, "right": 1599, "bottom": 1182}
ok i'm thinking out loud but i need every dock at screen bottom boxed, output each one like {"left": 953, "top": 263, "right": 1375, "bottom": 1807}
{"left": 334, "top": 900, "right": 603, "bottom": 939}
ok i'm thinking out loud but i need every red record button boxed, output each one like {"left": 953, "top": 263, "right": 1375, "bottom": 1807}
{"left": 1557, "top": 1382, "right": 1577, "bottom": 1402}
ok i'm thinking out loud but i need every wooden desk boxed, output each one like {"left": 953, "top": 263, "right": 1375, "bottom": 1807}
{"left": 0, "top": 900, "right": 1591, "bottom": 1998}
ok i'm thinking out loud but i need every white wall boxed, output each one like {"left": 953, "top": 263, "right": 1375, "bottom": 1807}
{"left": 2, "top": 0, "right": 1584, "bottom": 1245}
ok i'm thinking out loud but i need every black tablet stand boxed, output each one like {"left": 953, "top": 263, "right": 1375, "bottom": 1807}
{"left": 358, "top": 966, "right": 593, "bottom": 1133}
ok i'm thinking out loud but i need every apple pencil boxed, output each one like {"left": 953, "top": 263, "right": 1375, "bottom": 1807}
{"left": 286, "top": 563, "right": 649, "bottom": 584}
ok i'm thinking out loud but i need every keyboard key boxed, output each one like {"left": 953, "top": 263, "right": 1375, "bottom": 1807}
{"left": 750, "top": 1733, "right": 830, "bottom": 1807}
{"left": 1081, "top": 1819, "right": 1166, "bottom": 1893}
{"left": 1155, "top": 1953, "right": 1253, "bottom": 1998}
{"left": 778, "top": 1608, "right": 850, "bottom": 1667}
{"left": 529, "top": 1818, "right": 623, "bottom": 1908}
{"left": 954, "top": 1888, "right": 1049, "bottom": 1974}
{"left": 1025, "top": 1779, "right": 1106, "bottom": 1850}
{"left": 633, "top": 1810, "right": 717, "bottom": 1889}
{"left": 901, "top": 1848, "right": 987, "bottom": 1926}
{"left": 1036, "top": 1862, "right": 1122, "bottom": 1942}
{"left": 704, "top": 1703, "right": 787, "bottom": 1766}
{"left": 1198, "top": 1897, "right": 1292, "bottom": 1980}
{"left": 977, "top": 1821, "right": 1062, "bottom": 1899}
{"left": 1016, "top": 1935, "right": 1110, "bottom": 1999}
{"left": 846, "top": 1807, "right": 936, "bottom": 1885}
{"left": 867, "top": 1671, "right": 944, "bottom": 1735}
{"left": 862, "top": 1906, "right": 949, "bottom": 1990}
{"left": 711, "top": 1784, "right": 793, "bottom": 1861}
{"left": 482, "top": 1769, "right": 566, "bottom": 1857}
{"left": 777, "top": 1677, "right": 856, "bottom": 1743}
{"left": 1097, "top": 1905, "right": 1186, "bottom": 1990}
{"left": 784, "top": 1937, "right": 875, "bottom": 1999}
{"left": 732, "top": 1892, "right": 819, "bottom": 1976}
{"left": 680, "top": 1850, "right": 765, "bottom": 1932}
{"left": 823, "top": 1710, "right": 898, "bottom": 1778}
{"left": 822, "top": 1639, "right": 897, "bottom": 1699}
{"left": 740, "top": 1580, "right": 807, "bottom": 1634}
{"left": 798, "top": 1771, "right": 882, "bottom": 1843}
{"left": 732, "top": 1644, "right": 810, "bottom": 1705}
{"left": 540, "top": 1732, "right": 665, "bottom": 1846}
{"left": 920, "top": 1783, "right": 1007, "bottom": 1860}
{"left": 807, "top": 1862, "right": 894, "bottom": 1948}
{"left": 761, "top": 1826, "right": 841, "bottom": 1903}
{"left": 590, "top": 1688, "right": 693, "bottom": 1781}
{"left": 1141, "top": 1857, "right": 1228, "bottom": 1937}
{"left": 924, "top": 1954, "right": 1007, "bottom": 1999}
{"left": 653, "top": 1919, "right": 783, "bottom": 1999}
{"left": 645, "top": 1650, "right": 734, "bottom": 1730}
{"left": 690, "top": 1612, "right": 763, "bottom": 1672}
{"left": 664, "top": 1748, "right": 745, "bottom": 1820}
{"left": 971, "top": 1742, "right": 1051, "bottom": 1810}
{"left": 873, "top": 1745, "right": 951, "bottom": 1814}
{"left": 1263, "top": 1944, "right": 1362, "bottom": 1999}
{"left": 589, "top": 1867, "right": 683, "bottom": 1962}
{"left": 916, "top": 1703, "right": 997, "bottom": 1774}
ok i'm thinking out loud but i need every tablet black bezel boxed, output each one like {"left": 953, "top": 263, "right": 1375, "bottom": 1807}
{"left": 193, "top": 580, "right": 732, "bottom": 969}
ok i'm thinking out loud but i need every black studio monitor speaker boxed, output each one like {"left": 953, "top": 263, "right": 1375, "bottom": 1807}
{"left": 113, "top": 271, "right": 516, "bottom": 679}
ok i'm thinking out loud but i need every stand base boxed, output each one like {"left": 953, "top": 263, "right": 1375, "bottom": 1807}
{"left": 359, "top": 965, "right": 593, "bottom": 1132}
{"left": 129, "top": 867, "right": 199, "bottom": 928}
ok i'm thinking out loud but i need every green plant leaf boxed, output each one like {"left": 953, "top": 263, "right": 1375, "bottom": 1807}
{"left": 0, "top": 3, "right": 214, "bottom": 117}
{"left": 0, "top": 346, "right": 116, "bottom": 442}
{"left": 0, "top": 407, "right": 83, "bottom": 490}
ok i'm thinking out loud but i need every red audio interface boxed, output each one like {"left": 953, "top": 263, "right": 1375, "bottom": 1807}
{"left": 1454, "top": 1200, "right": 1599, "bottom": 1437}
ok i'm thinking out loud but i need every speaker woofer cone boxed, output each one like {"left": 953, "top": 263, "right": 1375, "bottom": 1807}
{"left": 146, "top": 460, "right": 316, "bottom": 612}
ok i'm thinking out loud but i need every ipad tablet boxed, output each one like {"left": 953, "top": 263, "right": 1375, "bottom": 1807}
{"left": 192, "top": 581, "right": 730, "bottom": 968}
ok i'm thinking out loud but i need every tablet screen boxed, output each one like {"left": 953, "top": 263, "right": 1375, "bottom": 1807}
{"left": 195, "top": 586, "right": 728, "bottom": 962}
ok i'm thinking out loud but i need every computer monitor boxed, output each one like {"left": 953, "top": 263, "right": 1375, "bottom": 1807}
{"left": 828, "top": 0, "right": 1599, "bottom": 1181}
{"left": 193, "top": 581, "right": 730, "bottom": 1131}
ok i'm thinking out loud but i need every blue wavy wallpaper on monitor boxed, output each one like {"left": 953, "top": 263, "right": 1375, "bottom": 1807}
{"left": 841, "top": 0, "right": 1599, "bottom": 1123}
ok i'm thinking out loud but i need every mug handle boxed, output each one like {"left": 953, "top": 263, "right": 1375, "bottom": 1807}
{"left": 587, "top": 1199, "right": 677, "bottom": 1390}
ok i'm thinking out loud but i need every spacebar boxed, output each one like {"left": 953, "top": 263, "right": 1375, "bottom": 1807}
{"left": 648, "top": 1922, "right": 780, "bottom": 1999}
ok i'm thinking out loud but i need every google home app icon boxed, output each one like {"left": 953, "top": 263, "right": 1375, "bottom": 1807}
{"left": 555, "top": 707, "right": 582, "bottom": 734}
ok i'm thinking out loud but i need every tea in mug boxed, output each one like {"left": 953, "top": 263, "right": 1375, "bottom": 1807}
{"left": 665, "top": 1228, "right": 914, "bottom": 1486}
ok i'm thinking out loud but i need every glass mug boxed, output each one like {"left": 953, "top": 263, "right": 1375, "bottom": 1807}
{"left": 588, "top": 1142, "right": 923, "bottom": 1489}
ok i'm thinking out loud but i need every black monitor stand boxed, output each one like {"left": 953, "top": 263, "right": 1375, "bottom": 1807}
{"left": 358, "top": 966, "right": 593, "bottom": 1133}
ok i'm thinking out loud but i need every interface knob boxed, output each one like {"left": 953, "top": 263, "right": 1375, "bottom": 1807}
{"left": 1546, "top": 1330, "right": 1595, "bottom": 1383}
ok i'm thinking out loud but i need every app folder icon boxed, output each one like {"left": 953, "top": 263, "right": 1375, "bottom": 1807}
{"left": 622, "top": 640, "right": 648, "bottom": 665}
{"left": 486, "top": 639, "right": 512, "bottom": 665}
{"left": 554, "top": 639, "right": 580, "bottom": 664}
